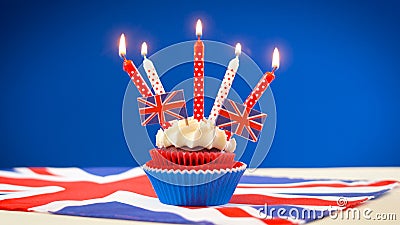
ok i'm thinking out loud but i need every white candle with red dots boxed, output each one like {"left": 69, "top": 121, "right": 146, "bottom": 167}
{"left": 244, "top": 48, "right": 280, "bottom": 109}
{"left": 208, "top": 43, "right": 241, "bottom": 124}
{"left": 193, "top": 19, "right": 205, "bottom": 121}
{"left": 119, "top": 34, "right": 153, "bottom": 97}
{"left": 141, "top": 42, "right": 166, "bottom": 95}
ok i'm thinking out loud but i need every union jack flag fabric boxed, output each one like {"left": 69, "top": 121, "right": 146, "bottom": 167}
{"left": 137, "top": 90, "right": 188, "bottom": 126}
{"left": 216, "top": 99, "right": 267, "bottom": 142}
{"left": 0, "top": 167, "right": 397, "bottom": 225}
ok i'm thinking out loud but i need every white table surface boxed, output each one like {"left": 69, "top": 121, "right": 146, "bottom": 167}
{"left": 1, "top": 167, "right": 399, "bottom": 225}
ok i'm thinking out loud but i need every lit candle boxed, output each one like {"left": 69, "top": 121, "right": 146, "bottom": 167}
{"left": 141, "top": 42, "right": 174, "bottom": 129}
{"left": 141, "top": 42, "right": 166, "bottom": 95}
{"left": 119, "top": 34, "right": 153, "bottom": 97}
{"left": 193, "top": 19, "right": 205, "bottom": 121}
{"left": 244, "top": 48, "right": 280, "bottom": 109}
{"left": 208, "top": 43, "right": 241, "bottom": 124}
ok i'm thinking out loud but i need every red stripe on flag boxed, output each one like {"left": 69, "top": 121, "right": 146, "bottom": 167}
{"left": 29, "top": 168, "right": 54, "bottom": 176}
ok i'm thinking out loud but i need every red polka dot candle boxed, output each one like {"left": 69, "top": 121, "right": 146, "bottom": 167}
{"left": 244, "top": 48, "right": 280, "bottom": 109}
{"left": 141, "top": 42, "right": 166, "bottom": 95}
{"left": 208, "top": 43, "right": 241, "bottom": 124}
{"left": 119, "top": 34, "right": 153, "bottom": 97}
{"left": 193, "top": 19, "right": 205, "bottom": 121}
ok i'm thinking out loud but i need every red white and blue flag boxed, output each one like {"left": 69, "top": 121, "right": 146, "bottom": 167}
{"left": 137, "top": 90, "right": 188, "bottom": 127}
{"left": 0, "top": 167, "right": 397, "bottom": 224}
{"left": 216, "top": 99, "right": 267, "bottom": 142}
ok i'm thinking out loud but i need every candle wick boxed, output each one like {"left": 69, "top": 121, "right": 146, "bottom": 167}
{"left": 197, "top": 35, "right": 200, "bottom": 40}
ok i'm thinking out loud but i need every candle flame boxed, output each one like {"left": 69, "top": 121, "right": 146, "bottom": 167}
{"left": 196, "top": 19, "right": 202, "bottom": 37}
{"left": 119, "top": 33, "right": 126, "bottom": 58}
{"left": 141, "top": 42, "right": 148, "bottom": 57}
{"left": 235, "top": 43, "right": 242, "bottom": 56}
{"left": 272, "top": 47, "right": 280, "bottom": 70}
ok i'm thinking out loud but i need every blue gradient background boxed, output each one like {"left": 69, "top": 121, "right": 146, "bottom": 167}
{"left": 1, "top": 0, "right": 399, "bottom": 167}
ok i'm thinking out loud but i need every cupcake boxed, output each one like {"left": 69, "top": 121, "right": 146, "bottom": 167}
{"left": 143, "top": 117, "right": 247, "bottom": 206}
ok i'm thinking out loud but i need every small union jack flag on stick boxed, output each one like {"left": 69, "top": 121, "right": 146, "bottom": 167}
{"left": 216, "top": 99, "right": 267, "bottom": 142}
{"left": 137, "top": 90, "right": 188, "bottom": 127}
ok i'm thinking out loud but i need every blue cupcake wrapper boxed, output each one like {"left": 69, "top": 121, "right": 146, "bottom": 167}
{"left": 143, "top": 162, "right": 247, "bottom": 206}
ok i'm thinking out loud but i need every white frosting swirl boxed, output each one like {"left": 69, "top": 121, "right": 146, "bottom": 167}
{"left": 155, "top": 117, "right": 236, "bottom": 152}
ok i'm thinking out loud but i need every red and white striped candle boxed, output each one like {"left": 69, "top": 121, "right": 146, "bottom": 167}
{"left": 244, "top": 48, "right": 280, "bottom": 109}
{"left": 208, "top": 43, "right": 241, "bottom": 124}
{"left": 119, "top": 34, "right": 153, "bottom": 97}
{"left": 193, "top": 19, "right": 204, "bottom": 121}
{"left": 141, "top": 42, "right": 166, "bottom": 95}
